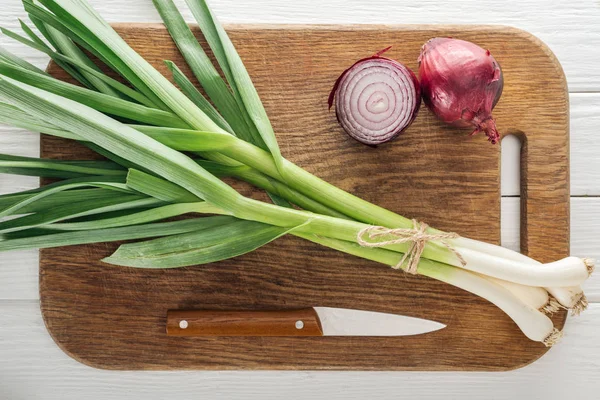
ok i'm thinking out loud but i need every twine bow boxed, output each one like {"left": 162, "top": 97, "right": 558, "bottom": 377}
{"left": 357, "top": 219, "right": 465, "bottom": 274}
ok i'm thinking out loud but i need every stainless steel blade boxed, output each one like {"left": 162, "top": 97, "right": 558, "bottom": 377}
{"left": 314, "top": 307, "right": 445, "bottom": 336}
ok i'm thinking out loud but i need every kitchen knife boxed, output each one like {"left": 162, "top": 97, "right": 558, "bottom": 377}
{"left": 166, "top": 308, "right": 445, "bottom": 337}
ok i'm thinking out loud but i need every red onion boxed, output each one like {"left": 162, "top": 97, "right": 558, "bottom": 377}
{"left": 329, "top": 47, "right": 421, "bottom": 145}
{"left": 418, "top": 38, "right": 503, "bottom": 144}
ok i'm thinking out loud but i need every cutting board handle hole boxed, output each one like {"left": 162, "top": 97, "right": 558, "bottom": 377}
{"left": 501, "top": 134, "right": 522, "bottom": 252}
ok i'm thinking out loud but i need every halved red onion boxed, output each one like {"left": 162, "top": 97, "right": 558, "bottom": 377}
{"left": 329, "top": 48, "right": 421, "bottom": 146}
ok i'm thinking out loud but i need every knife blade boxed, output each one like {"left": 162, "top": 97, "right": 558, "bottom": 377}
{"left": 166, "top": 307, "right": 445, "bottom": 337}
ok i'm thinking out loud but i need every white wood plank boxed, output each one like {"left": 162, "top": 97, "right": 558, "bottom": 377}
{"left": 0, "top": 300, "right": 598, "bottom": 399}
{"left": 0, "top": 0, "right": 600, "bottom": 92}
{"left": 501, "top": 197, "right": 520, "bottom": 253}
{"left": 501, "top": 133, "right": 521, "bottom": 197}
{"left": 570, "top": 93, "right": 600, "bottom": 195}
{"left": 0, "top": 250, "right": 39, "bottom": 301}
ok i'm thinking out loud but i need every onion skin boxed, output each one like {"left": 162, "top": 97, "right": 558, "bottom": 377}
{"left": 329, "top": 48, "right": 421, "bottom": 146}
{"left": 418, "top": 38, "right": 503, "bottom": 144}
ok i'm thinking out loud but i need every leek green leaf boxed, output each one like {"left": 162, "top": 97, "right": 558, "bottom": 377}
{"left": 183, "top": 0, "right": 284, "bottom": 170}
{"left": 21, "top": 24, "right": 157, "bottom": 107}
{"left": 125, "top": 126, "right": 293, "bottom": 208}
{"left": 164, "top": 60, "right": 233, "bottom": 134}
{"left": 130, "top": 125, "right": 235, "bottom": 152}
{"left": 0, "top": 45, "right": 47, "bottom": 75}
{"left": 0, "top": 77, "right": 243, "bottom": 210}
{"left": 16, "top": 18, "right": 86, "bottom": 84}
{"left": 0, "top": 194, "right": 161, "bottom": 234}
{"left": 18, "top": 19, "right": 51, "bottom": 49}
{"left": 104, "top": 219, "right": 288, "bottom": 268}
{"left": 44, "top": 24, "right": 122, "bottom": 97}
{"left": 0, "top": 101, "right": 81, "bottom": 140}
{"left": 40, "top": 0, "right": 224, "bottom": 132}
{"left": 0, "top": 60, "right": 188, "bottom": 127}
{"left": 34, "top": 25, "right": 154, "bottom": 106}
{"left": 126, "top": 169, "right": 199, "bottom": 203}
{"left": 0, "top": 188, "right": 129, "bottom": 215}
{"left": 82, "top": 142, "right": 148, "bottom": 172}
{"left": 0, "top": 216, "right": 237, "bottom": 251}
{"left": 153, "top": 0, "right": 290, "bottom": 213}
{"left": 153, "top": 0, "right": 252, "bottom": 138}
{"left": 0, "top": 25, "right": 93, "bottom": 88}
{"left": 29, "top": 15, "right": 58, "bottom": 48}
{"left": 0, "top": 153, "right": 126, "bottom": 178}
{"left": 29, "top": 0, "right": 170, "bottom": 111}
{"left": 50, "top": 201, "right": 226, "bottom": 230}
{"left": 0, "top": 175, "right": 129, "bottom": 218}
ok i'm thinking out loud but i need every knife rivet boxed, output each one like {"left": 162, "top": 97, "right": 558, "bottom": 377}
{"left": 295, "top": 320, "right": 304, "bottom": 330}
{"left": 179, "top": 320, "right": 189, "bottom": 329}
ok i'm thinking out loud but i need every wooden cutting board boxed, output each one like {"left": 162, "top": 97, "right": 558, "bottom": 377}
{"left": 39, "top": 24, "right": 570, "bottom": 371}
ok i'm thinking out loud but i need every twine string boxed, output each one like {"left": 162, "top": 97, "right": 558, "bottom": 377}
{"left": 357, "top": 219, "right": 466, "bottom": 274}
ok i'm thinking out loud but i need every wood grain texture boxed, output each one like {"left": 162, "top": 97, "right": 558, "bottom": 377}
{"left": 502, "top": 94, "right": 600, "bottom": 197}
{"left": 1, "top": 301, "right": 599, "bottom": 399}
{"left": 37, "top": 24, "right": 570, "bottom": 371}
{"left": 166, "top": 309, "right": 324, "bottom": 337}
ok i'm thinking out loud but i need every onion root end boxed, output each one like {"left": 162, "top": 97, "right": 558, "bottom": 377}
{"left": 543, "top": 328, "right": 563, "bottom": 347}
{"left": 540, "top": 298, "right": 564, "bottom": 315}
{"left": 583, "top": 258, "right": 595, "bottom": 276}
{"left": 570, "top": 293, "right": 589, "bottom": 316}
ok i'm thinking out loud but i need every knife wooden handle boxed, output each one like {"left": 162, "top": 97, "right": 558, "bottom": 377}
{"left": 166, "top": 309, "right": 324, "bottom": 337}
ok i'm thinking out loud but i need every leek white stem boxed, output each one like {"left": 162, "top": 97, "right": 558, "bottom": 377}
{"left": 457, "top": 250, "right": 590, "bottom": 287}
{"left": 454, "top": 236, "right": 537, "bottom": 263}
{"left": 483, "top": 275, "right": 550, "bottom": 311}
{"left": 547, "top": 286, "right": 588, "bottom": 316}
{"left": 455, "top": 237, "right": 591, "bottom": 313}
{"left": 443, "top": 267, "right": 557, "bottom": 344}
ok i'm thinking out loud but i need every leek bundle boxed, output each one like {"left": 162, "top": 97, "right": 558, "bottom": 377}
{"left": 0, "top": 0, "right": 593, "bottom": 345}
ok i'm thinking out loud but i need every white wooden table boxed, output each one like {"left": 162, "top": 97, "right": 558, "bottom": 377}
{"left": 1, "top": 0, "right": 599, "bottom": 398}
